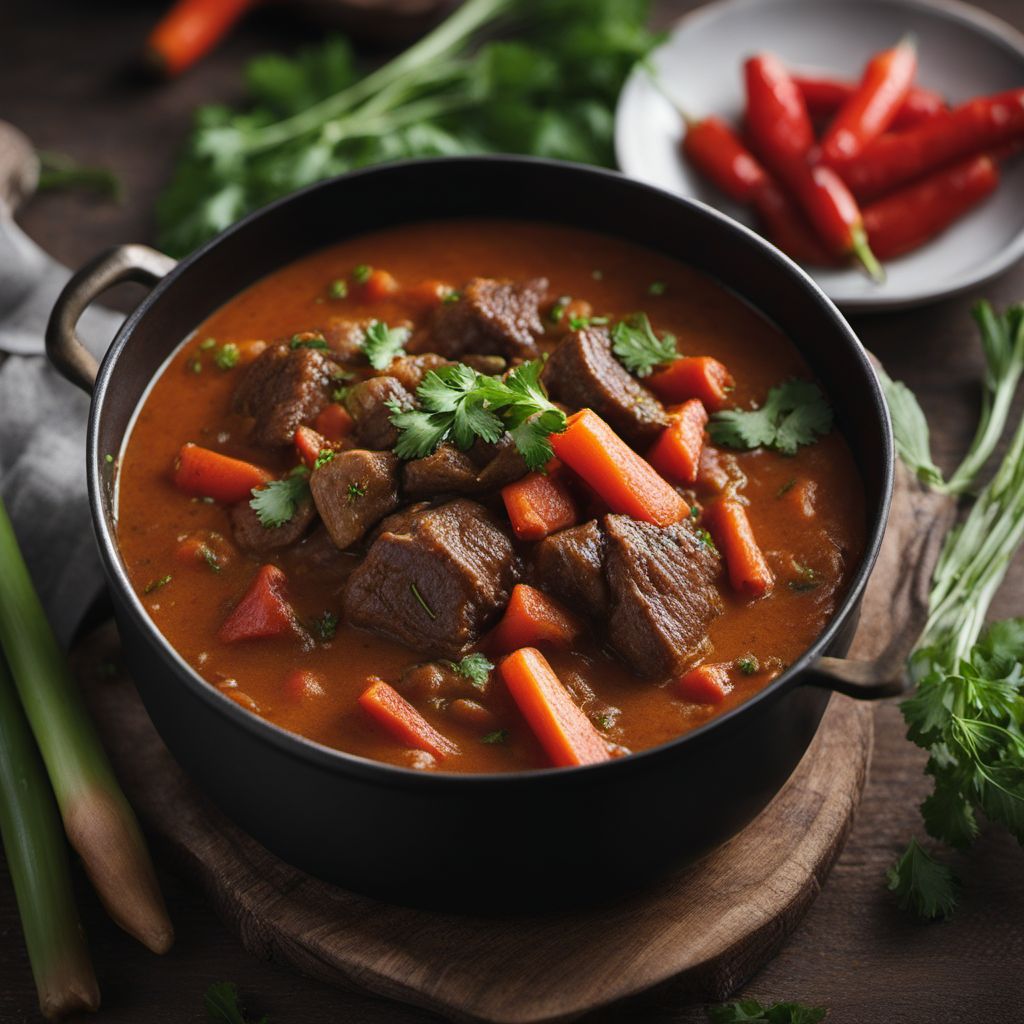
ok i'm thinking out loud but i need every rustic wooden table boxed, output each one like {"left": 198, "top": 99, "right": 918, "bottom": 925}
{"left": 1, "top": 1, "right": 1022, "bottom": 1021}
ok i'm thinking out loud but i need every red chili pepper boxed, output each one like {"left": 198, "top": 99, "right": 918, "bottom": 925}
{"left": 863, "top": 154, "right": 999, "bottom": 259}
{"left": 681, "top": 115, "right": 768, "bottom": 203}
{"left": 793, "top": 74, "right": 945, "bottom": 130}
{"left": 752, "top": 180, "right": 839, "bottom": 266}
{"left": 820, "top": 37, "right": 918, "bottom": 165}
{"left": 840, "top": 88, "right": 1024, "bottom": 200}
{"left": 146, "top": 0, "right": 256, "bottom": 77}
{"left": 744, "top": 54, "right": 883, "bottom": 280}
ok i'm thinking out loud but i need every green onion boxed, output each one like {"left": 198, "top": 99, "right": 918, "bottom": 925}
{"left": 0, "top": 654, "right": 99, "bottom": 1019}
{"left": 0, "top": 498, "right": 173, "bottom": 954}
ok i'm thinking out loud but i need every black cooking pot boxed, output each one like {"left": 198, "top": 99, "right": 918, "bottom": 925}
{"left": 47, "top": 157, "right": 894, "bottom": 909}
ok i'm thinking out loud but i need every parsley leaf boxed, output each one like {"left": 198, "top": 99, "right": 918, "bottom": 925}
{"left": 707, "top": 998, "right": 826, "bottom": 1023}
{"left": 482, "top": 729, "right": 509, "bottom": 744}
{"left": 290, "top": 332, "right": 328, "bottom": 350}
{"left": 312, "top": 610, "right": 338, "bottom": 641}
{"left": 886, "top": 839, "right": 958, "bottom": 921}
{"left": 449, "top": 652, "right": 495, "bottom": 689}
{"left": 249, "top": 466, "right": 310, "bottom": 528}
{"left": 363, "top": 320, "right": 410, "bottom": 370}
{"left": 204, "top": 981, "right": 268, "bottom": 1024}
{"left": 390, "top": 360, "right": 566, "bottom": 471}
{"left": 215, "top": 343, "right": 240, "bottom": 370}
{"left": 709, "top": 380, "right": 833, "bottom": 456}
{"left": 610, "top": 313, "right": 678, "bottom": 377}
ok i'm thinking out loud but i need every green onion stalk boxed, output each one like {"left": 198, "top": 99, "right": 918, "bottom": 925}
{"left": 0, "top": 497, "right": 173, "bottom": 954}
{"left": 0, "top": 654, "right": 99, "bottom": 1019}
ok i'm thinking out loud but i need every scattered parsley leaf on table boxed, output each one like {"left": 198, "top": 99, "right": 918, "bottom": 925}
{"left": 205, "top": 982, "right": 268, "bottom": 1024}
{"left": 885, "top": 839, "right": 958, "bottom": 921}
{"left": 706, "top": 997, "right": 827, "bottom": 1023}
{"left": 709, "top": 380, "right": 833, "bottom": 456}
{"left": 249, "top": 466, "right": 310, "bottom": 528}
{"left": 611, "top": 313, "right": 679, "bottom": 377}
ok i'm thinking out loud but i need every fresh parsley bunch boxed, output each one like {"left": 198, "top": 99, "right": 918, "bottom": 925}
{"left": 157, "top": 0, "right": 657, "bottom": 256}
{"left": 879, "top": 300, "right": 1024, "bottom": 920}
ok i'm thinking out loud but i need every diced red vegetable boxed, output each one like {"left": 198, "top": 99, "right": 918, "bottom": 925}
{"left": 172, "top": 443, "right": 272, "bottom": 503}
{"left": 282, "top": 669, "right": 325, "bottom": 702}
{"left": 314, "top": 403, "right": 354, "bottom": 441}
{"left": 489, "top": 584, "right": 583, "bottom": 655}
{"left": 359, "top": 677, "right": 458, "bottom": 760}
{"left": 217, "top": 564, "right": 297, "bottom": 643}
{"left": 501, "top": 464, "right": 578, "bottom": 541}
{"left": 677, "top": 663, "right": 732, "bottom": 704}
{"left": 362, "top": 269, "right": 399, "bottom": 302}
{"left": 549, "top": 409, "right": 688, "bottom": 527}
{"left": 294, "top": 425, "right": 329, "bottom": 470}
{"left": 648, "top": 356, "right": 734, "bottom": 410}
{"left": 406, "top": 280, "right": 454, "bottom": 306}
{"left": 500, "top": 647, "right": 610, "bottom": 768}
{"left": 646, "top": 399, "right": 709, "bottom": 485}
{"left": 703, "top": 500, "right": 775, "bottom": 599}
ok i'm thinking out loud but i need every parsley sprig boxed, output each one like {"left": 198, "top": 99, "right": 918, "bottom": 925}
{"left": 389, "top": 360, "right": 566, "bottom": 471}
{"left": 363, "top": 320, "right": 410, "bottom": 370}
{"left": 611, "top": 313, "right": 679, "bottom": 377}
{"left": 249, "top": 466, "right": 310, "bottom": 528}
{"left": 709, "top": 380, "right": 833, "bottom": 456}
{"left": 882, "top": 300, "right": 1024, "bottom": 920}
{"left": 448, "top": 652, "right": 495, "bottom": 689}
{"left": 706, "top": 998, "right": 826, "bottom": 1023}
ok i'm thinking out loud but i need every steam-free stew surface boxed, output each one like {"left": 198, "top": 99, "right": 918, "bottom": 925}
{"left": 117, "top": 220, "right": 865, "bottom": 773}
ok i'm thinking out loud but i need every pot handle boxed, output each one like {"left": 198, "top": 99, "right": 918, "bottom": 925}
{"left": 46, "top": 244, "right": 177, "bottom": 394}
{"left": 800, "top": 655, "right": 907, "bottom": 700}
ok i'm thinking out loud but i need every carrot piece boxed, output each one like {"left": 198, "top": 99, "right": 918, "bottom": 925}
{"left": 646, "top": 399, "right": 709, "bottom": 485}
{"left": 294, "top": 425, "right": 329, "bottom": 470}
{"left": 677, "top": 663, "right": 732, "bottom": 704}
{"left": 703, "top": 500, "right": 775, "bottom": 598}
{"left": 501, "top": 465, "right": 578, "bottom": 541}
{"left": 173, "top": 443, "right": 272, "bottom": 503}
{"left": 489, "top": 584, "right": 583, "bottom": 655}
{"left": 362, "top": 269, "right": 399, "bottom": 302}
{"left": 314, "top": 402, "right": 354, "bottom": 441}
{"left": 145, "top": 0, "right": 255, "bottom": 77}
{"left": 217, "top": 565, "right": 297, "bottom": 643}
{"left": 406, "top": 279, "right": 455, "bottom": 306}
{"left": 549, "top": 410, "right": 687, "bottom": 527}
{"left": 500, "top": 648, "right": 610, "bottom": 768}
{"left": 282, "top": 669, "right": 325, "bottom": 702}
{"left": 358, "top": 678, "right": 459, "bottom": 760}
{"left": 648, "top": 356, "right": 734, "bottom": 410}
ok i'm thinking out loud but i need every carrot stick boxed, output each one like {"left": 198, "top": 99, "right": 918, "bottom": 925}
{"left": 646, "top": 399, "right": 708, "bottom": 485}
{"left": 294, "top": 426, "right": 329, "bottom": 470}
{"left": 489, "top": 584, "right": 583, "bottom": 655}
{"left": 648, "top": 356, "right": 734, "bottom": 410}
{"left": 703, "top": 499, "right": 775, "bottom": 598}
{"left": 549, "top": 410, "right": 687, "bottom": 527}
{"left": 677, "top": 663, "right": 732, "bottom": 704}
{"left": 145, "top": 0, "right": 256, "bottom": 77}
{"left": 500, "top": 648, "right": 610, "bottom": 768}
{"left": 173, "top": 443, "right": 272, "bottom": 503}
{"left": 217, "top": 565, "right": 298, "bottom": 643}
{"left": 501, "top": 465, "right": 578, "bottom": 541}
{"left": 359, "top": 678, "right": 459, "bottom": 760}
{"left": 314, "top": 403, "right": 354, "bottom": 442}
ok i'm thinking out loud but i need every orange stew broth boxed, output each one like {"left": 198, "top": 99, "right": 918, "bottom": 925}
{"left": 116, "top": 220, "right": 865, "bottom": 773}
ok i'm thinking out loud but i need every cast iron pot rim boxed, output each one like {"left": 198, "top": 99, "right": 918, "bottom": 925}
{"left": 87, "top": 154, "right": 894, "bottom": 791}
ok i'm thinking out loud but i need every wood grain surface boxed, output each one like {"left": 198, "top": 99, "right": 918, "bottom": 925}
{"left": 1, "top": 1, "right": 1023, "bottom": 1022}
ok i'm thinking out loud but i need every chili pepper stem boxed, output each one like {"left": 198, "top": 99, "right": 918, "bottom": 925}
{"left": 850, "top": 226, "right": 886, "bottom": 282}
{"left": 642, "top": 62, "right": 696, "bottom": 125}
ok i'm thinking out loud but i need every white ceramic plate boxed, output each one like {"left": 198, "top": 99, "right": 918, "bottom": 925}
{"left": 615, "top": 0, "right": 1024, "bottom": 311}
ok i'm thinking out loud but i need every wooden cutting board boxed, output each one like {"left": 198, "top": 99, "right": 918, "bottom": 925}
{"left": 70, "top": 462, "right": 953, "bottom": 1023}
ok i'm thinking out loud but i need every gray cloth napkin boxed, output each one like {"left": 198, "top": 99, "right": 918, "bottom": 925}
{"left": 0, "top": 216, "right": 123, "bottom": 646}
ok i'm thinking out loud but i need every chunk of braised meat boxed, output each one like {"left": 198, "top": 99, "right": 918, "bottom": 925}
{"left": 310, "top": 450, "right": 401, "bottom": 551}
{"left": 542, "top": 326, "right": 668, "bottom": 446}
{"left": 344, "top": 375, "right": 412, "bottom": 450}
{"left": 281, "top": 524, "right": 357, "bottom": 581}
{"left": 462, "top": 354, "right": 507, "bottom": 376}
{"left": 470, "top": 435, "right": 529, "bottom": 490}
{"left": 603, "top": 514, "right": 722, "bottom": 678}
{"left": 232, "top": 342, "right": 341, "bottom": 447}
{"left": 388, "top": 353, "right": 451, "bottom": 392}
{"left": 419, "top": 277, "right": 547, "bottom": 361}
{"left": 343, "top": 499, "right": 517, "bottom": 660}
{"left": 229, "top": 496, "right": 317, "bottom": 555}
{"left": 323, "top": 317, "right": 370, "bottom": 362}
{"left": 402, "top": 445, "right": 479, "bottom": 499}
{"left": 532, "top": 520, "right": 610, "bottom": 620}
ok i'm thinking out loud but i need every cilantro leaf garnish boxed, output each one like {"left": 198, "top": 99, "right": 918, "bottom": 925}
{"left": 610, "top": 313, "right": 679, "bottom": 377}
{"left": 707, "top": 998, "right": 827, "bottom": 1024}
{"left": 482, "top": 729, "right": 509, "bottom": 745}
{"left": 709, "top": 380, "right": 833, "bottom": 456}
{"left": 204, "top": 981, "right": 268, "bottom": 1024}
{"left": 249, "top": 466, "right": 310, "bottom": 528}
{"left": 886, "top": 838, "right": 958, "bottom": 921}
{"left": 144, "top": 574, "right": 172, "bottom": 594}
{"left": 389, "top": 359, "right": 566, "bottom": 471}
{"left": 312, "top": 610, "right": 338, "bottom": 642}
{"left": 215, "top": 343, "right": 240, "bottom": 370}
{"left": 363, "top": 320, "right": 409, "bottom": 370}
{"left": 448, "top": 652, "right": 494, "bottom": 689}
{"left": 290, "top": 332, "right": 328, "bottom": 350}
